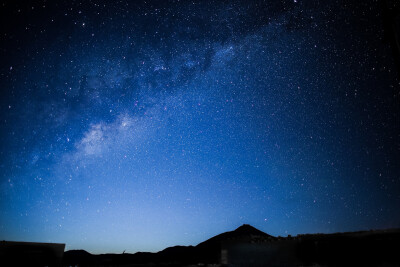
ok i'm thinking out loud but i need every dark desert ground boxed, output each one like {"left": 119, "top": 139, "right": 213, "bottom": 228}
{"left": 62, "top": 225, "right": 400, "bottom": 267}
{"left": 2, "top": 224, "right": 400, "bottom": 266}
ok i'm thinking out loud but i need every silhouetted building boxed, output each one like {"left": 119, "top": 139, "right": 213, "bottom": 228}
{"left": 0, "top": 241, "right": 65, "bottom": 267}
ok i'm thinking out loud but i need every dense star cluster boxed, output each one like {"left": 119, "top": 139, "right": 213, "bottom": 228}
{"left": 0, "top": 0, "right": 399, "bottom": 253}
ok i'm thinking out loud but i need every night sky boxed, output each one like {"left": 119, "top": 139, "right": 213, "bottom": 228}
{"left": 1, "top": 0, "right": 399, "bottom": 254}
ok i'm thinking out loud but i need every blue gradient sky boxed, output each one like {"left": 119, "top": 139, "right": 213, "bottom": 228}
{"left": 0, "top": 0, "right": 399, "bottom": 253}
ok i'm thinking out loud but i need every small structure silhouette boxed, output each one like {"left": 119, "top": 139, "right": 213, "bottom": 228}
{"left": 0, "top": 240, "right": 65, "bottom": 267}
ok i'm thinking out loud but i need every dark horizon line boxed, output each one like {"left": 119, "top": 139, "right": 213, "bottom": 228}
{"left": 36, "top": 224, "right": 400, "bottom": 255}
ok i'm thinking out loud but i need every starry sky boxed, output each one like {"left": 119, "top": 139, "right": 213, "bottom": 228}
{"left": 0, "top": 0, "right": 399, "bottom": 254}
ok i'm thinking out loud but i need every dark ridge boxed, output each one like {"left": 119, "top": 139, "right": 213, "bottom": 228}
{"left": 195, "top": 224, "right": 276, "bottom": 263}
{"left": 64, "top": 249, "right": 92, "bottom": 257}
{"left": 233, "top": 224, "right": 274, "bottom": 236}
{"left": 60, "top": 225, "right": 400, "bottom": 266}
{"left": 197, "top": 224, "right": 275, "bottom": 247}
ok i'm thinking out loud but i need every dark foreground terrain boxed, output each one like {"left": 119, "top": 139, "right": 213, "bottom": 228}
{"left": 2, "top": 225, "right": 400, "bottom": 266}
{"left": 62, "top": 225, "right": 400, "bottom": 267}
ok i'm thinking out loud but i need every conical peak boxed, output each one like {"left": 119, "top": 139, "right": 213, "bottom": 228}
{"left": 234, "top": 224, "right": 266, "bottom": 235}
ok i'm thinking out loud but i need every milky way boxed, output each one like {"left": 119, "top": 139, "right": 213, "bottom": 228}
{"left": 0, "top": 0, "right": 399, "bottom": 253}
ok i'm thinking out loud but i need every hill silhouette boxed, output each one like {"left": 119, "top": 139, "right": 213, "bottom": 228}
{"left": 63, "top": 225, "right": 400, "bottom": 266}
{"left": 63, "top": 224, "right": 273, "bottom": 265}
{"left": 195, "top": 224, "right": 276, "bottom": 263}
{"left": 198, "top": 224, "right": 275, "bottom": 246}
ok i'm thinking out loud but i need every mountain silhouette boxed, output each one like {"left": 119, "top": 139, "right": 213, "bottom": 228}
{"left": 62, "top": 225, "right": 400, "bottom": 266}
{"left": 198, "top": 224, "right": 275, "bottom": 247}
{"left": 63, "top": 224, "right": 274, "bottom": 265}
{"left": 195, "top": 224, "right": 276, "bottom": 263}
